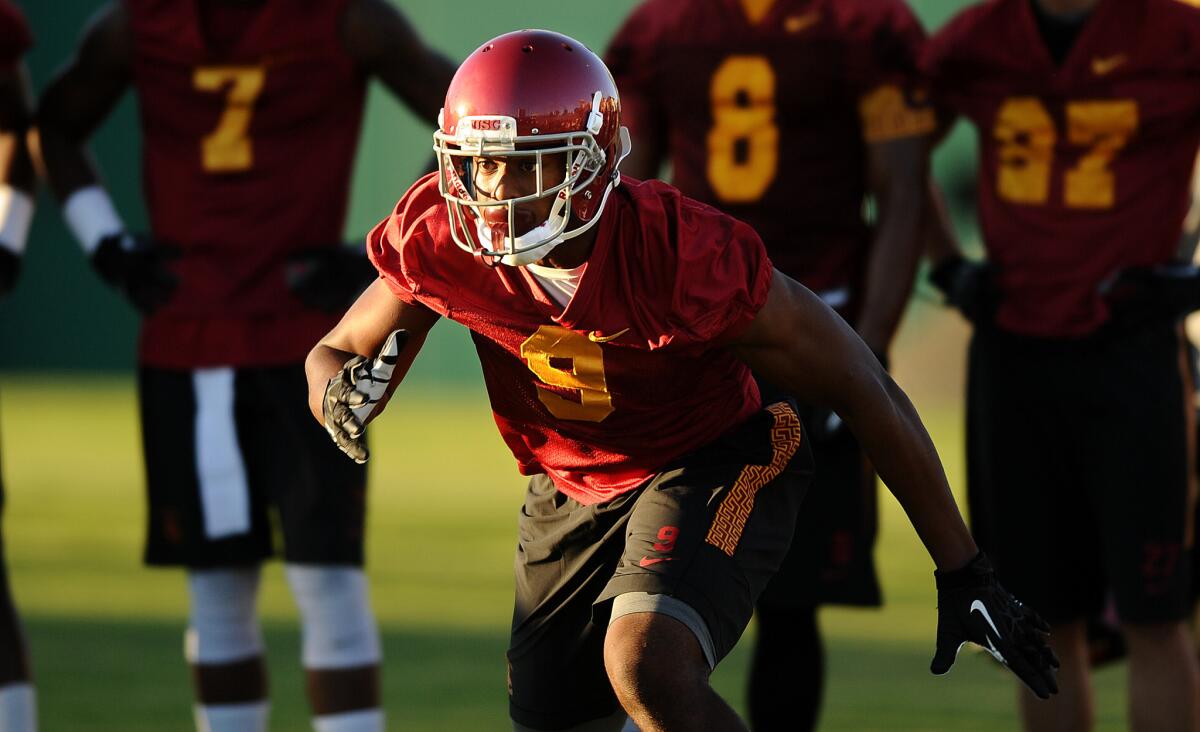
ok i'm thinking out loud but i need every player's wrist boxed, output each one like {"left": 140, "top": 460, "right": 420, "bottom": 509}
{"left": 0, "top": 185, "right": 33, "bottom": 258}
{"left": 934, "top": 551, "right": 992, "bottom": 591}
{"left": 63, "top": 185, "right": 125, "bottom": 255}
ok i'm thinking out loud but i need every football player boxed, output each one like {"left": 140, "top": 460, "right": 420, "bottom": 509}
{"left": 306, "top": 30, "right": 1058, "bottom": 732}
{"left": 924, "top": 0, "right": 1200, "bottom": 729}
{"left": 36, "top": 2, "right": 454, "bottom": 731}
{"left": 604, "top": 2, "right": 932, "bottom": 728}
{"left": 0, "top": 3, "right": 38, "bottom": 729}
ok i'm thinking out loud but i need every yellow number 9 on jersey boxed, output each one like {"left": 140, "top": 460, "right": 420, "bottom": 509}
{"left": 707, "top": 55, "right": 779, "bottom": 203}
{"left": 520, "top": 326, "right": 614, "bottom": 422}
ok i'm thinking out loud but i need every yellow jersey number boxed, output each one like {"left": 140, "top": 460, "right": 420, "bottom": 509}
{"left": 520, "top": 326, "right": 615, "bottom": 423}
{"left": 193, "top": 65, "right": 266, "bottom": 173}
{"left": 707, "top": 55, "right": 779, "bottom": 203}
{"left": 995, "top": 97, "right": 1138, "bottom": 209}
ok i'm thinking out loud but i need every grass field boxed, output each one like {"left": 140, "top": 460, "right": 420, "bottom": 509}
{"left": 0, "top": 308, "right": 1132, "bottom": 731}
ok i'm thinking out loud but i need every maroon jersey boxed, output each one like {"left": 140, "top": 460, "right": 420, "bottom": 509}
{"left": 924, "top": 0, "right": 1200, "bottom": 338}
{"left": 606, "top": 0, "right": 932, "bottom": 310}
{"left": 0, "top": 0, "right": 30, "bottom": 68}
{"left": 127, "top": 0, "right": 367, "bottom": 367}
{"left": 369, "top": 175, "right": 772, "bottom": 504}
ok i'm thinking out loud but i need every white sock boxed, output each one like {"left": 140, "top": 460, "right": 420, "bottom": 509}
{"left": 194, "top": 701, "right": 269, "bottom": 732}
{"left": 0, "top": 683, "right": 36, "bottom": 732}
{"left": 313, "top": 708, "right": 384, "bottom": 732}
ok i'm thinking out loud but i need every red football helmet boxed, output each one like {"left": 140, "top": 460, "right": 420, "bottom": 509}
{"left": 433, "top": 29, "right": 629, "bottom": 265}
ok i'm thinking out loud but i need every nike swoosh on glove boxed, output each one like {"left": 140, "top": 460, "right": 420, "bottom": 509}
{"left": 931, "top": 552, "right": 1060, "bottom": 699}
{"left": 323, "top": 329, "right": 408, "bottom": 464}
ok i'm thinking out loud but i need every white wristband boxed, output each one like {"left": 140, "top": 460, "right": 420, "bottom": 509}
{"left": 0, "top": 185, "right": 33, "bottom": 256}
{"left": 63, "top": 185, "right": 124, "bottom": 254}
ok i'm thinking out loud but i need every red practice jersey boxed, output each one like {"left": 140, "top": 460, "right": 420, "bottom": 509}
{"left": 369, "top": 175, "right": 773, "bottom": 504}
{"left": 0, "top": 0, "right": 30, "bottom": 68}
{"left": 606, "top": 0, "right": 933, "bottom": 311}
{"left": 924, "top": 0, "right": 1200, "bottom": 338}
{"left": 128, "top": 0, "right": 367, "bottom": 367}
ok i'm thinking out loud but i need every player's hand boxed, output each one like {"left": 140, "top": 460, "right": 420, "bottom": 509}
{"left": 323, "top": 329, "right": 408, "bottom": 464}
{"left": 90, "top": 232, "right": 180, "bottom": 315}
{"left": 286, "top": 245, "right": 378, "bottom": 314}
{"left": 930, "top": 552, "right": 1059, "bottom": 699}
{"left": 0, "top": 248, "right": 19, "bottom": 298}
{"left": 929, "top": 255, "right": 996, "bottom": 326}
{"left": 1101, "top": 262, "right": 1200, "bottom": 326}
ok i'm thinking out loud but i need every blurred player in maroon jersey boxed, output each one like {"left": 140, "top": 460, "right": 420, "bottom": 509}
{"left": 923, "top": 0, "right": 1200, "bottom": 729}
{"left": 604, "top": 1, "right": 933, "bottom": 728}
{"left": 35, "top": 1, "right": 454, "bottom": 731}
{"left": 0, "top": 3, "right": 38, "bottom": 730}
{"left": 306, "top": 29, "right": 1058, "bottom": 732}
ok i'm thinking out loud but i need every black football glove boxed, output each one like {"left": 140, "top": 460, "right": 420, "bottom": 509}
{"left": 1100, "top": 262, "right": 1200, "bottom": 326}
{"left": 931, "top": 552, "right": 1059, "bottom": 699}
{"left": 323, "top": 329, "right": 408, "bottom": 464}
{"left": 0, "top": 247, "right": 18, "bottom": 298}
{"left": 90, "top": 232, "right": 179, "bottom": 315}
{"left": 929, "top": 255, "right": 997, "bottom": 326}
{"left": 286, "top": 245, "right": 377, "bottom": 313}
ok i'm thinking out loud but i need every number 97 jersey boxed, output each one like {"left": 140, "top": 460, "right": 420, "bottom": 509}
{"left": 923, "top": 0, "right": 1200, "bottom": 338}
{"left": 605, "top": 0, "right": 932, "bottom": 300}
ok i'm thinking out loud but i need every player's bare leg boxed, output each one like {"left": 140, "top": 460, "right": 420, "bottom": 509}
{"left": 286, "top": 566, "right": 382, "bottom": 732}
{"left": 605, "top": 613, "right": 746, "bottom": 732}
{"left": 1124, "top": 620, "right": 1200, "bottom": 732}
{"left": 0, "top": 581, "right": 35, "bottom": 732}
{"left": 186, "top": 568, "right": 270, "bottom": 732}
{"left": 1018, "top": 620, "right": 1090, "bottom": 732}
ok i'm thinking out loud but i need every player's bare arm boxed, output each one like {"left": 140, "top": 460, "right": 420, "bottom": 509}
{"left": 854, "top": 135, "right": 928, "bottom": 356}
{"left": 340, "top": 0, "right": 455, "bottom": 124}
{"left": 732, "top": 268, "right": 974, "bottom": 570}
{"left": 305, "top": 279, "right": 439, "bottom": 460}
{"left": 36, "top": 1, "right": 130, "bottom": 200}
{"left": 0, "top": 59, "right": 35, "bottom": 296}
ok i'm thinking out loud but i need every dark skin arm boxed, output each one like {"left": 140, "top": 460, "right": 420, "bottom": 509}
{"left": 340, "top": 0, "right": 456, "bottom": 126}
{"left": 0, "top": 61, "right": 35, "bottom": 196}
{"left": 855, "top": 134, "right": 929, "bottom": 355}
{"left": 36, "top": 1, "right": 131, "bottom": 201}
{"left": 306, "top": 278, "right": 440, "bottom": 423}
{"left": 732, "top": 269, "right": 977, "bottom": 570}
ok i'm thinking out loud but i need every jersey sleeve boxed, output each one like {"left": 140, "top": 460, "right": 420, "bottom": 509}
{"left": 919, "top": 6, "right": 983, "bottom": 124}
{"left": 663, "top": 199, "right": 774, "bottom": 345}
{"left": 0, "top": 0, "right": 32, "bottom": 70}
{"left": 366, "top": 174, "right": 445, "bottom": 311}
{"left": 604, "top": 1, "right": 670, "bottom": 158}
{"left": 846, "top": 0, "right": 936, "bottom": 144}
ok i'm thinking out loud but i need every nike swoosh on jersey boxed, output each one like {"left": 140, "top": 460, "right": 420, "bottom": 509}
{"left": 970, "top": 599, "right": 1008, "bottom": 664}
{"left": 1092, "top": 54, "right": 1127, "bottom": 76}
{"left": 638, "top": 556, "right": 675, "bottom": 568}
{"left": 588, "top": 327, "right": 631, "bottom": 343}
{"left": 785, "top": 11, "right": 821, "bottom": 33}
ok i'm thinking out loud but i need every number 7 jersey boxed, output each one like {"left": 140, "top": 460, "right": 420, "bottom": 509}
{"left": 923, "top": 0, "right": 1200, "bottom": 338}
{"left": 128, "top": 0, "right": 366, "bottom": 367}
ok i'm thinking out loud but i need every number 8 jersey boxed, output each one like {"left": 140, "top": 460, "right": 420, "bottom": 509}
{"left": 128, "top": 0, "right": 366, "bottom": 367}
{"left": 923, "top": 0, "right": 1200, "bottom": 338}
{"left": 606, "top": 0, "right": 932, "bottom": 313}
{"left": 368, "top": 174, "right": 773, "bottom": 505}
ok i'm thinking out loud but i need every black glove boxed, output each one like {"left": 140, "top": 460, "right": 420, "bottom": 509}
{"left": 286, "top": 245, "right": 377, "bottom": 313}
{"left": 90, "top": 232, "right": 179, "bottom": 315}
{"left": 0, "top": 247, "right": 18, "bottom": 297}
{"left": 1100, "top": 262, "right": 1200, "bottom": 326}
{"left": 929, "top": 255, "right": 996, "bottom": 326}
{"left": 931, "top": 552, "right": 1059, "bottom": 699}
{"left": 323, "top": 329, "right": 407, "bottom": 464}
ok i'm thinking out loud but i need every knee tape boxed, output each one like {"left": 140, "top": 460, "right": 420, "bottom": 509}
{"left": 610, "top": 592, "right": 716, "bottom": 669}
{"left": 185, "top": 567, "right": 263, "bottom": 665}
{"left": 285, "top": 565, "right": 380, "bottom": 669}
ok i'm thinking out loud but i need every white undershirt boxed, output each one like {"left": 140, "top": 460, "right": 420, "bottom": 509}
{"left": 526, "top": 261, "right": 587, "bottom": 309}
